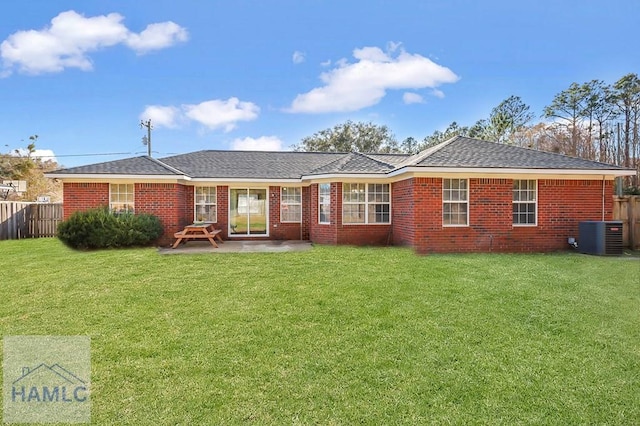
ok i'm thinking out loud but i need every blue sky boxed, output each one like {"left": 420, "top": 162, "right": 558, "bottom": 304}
{"left": 1, "top": 0, "right": 638, "bottom": 167}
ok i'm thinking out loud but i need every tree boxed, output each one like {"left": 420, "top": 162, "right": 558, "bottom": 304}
{"left": 612, "top": 73, "right": 640, "bottom": 169}
{"left": 400, "top": 136, "right": 419, "bottom": 154}
{"left": 0, "top": 136, "right": 37, "bottom": 180}
{"left": 486, "top": 95, "right": 534, "bottom": 143}
{"left": 0, "top": 135, "right": 62, "bottom": 202}
{"left": 583, "top": 80, "right": 619, "bottom": 162}
{"left": 294, "top": 120, "right": 399, "bottom": 153}
{"left": 543, "top": 83, "right": 591, "bottom": 157}
{"left": 468, "top": 119, "right": 489, "bottom": 139}
{"left": 419, "top": 121, "right": 470, "bottom": 150}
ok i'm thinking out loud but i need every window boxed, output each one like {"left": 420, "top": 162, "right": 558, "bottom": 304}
{"left": 195, "top": 187, "right": 217, "bottom": 222}
{"left": 281, "top": 187, "right": 302, "bottom": 222}
{"left": 513, "top": 180, "right": 537, "bottom": 225}
{"left": 319, "top": 183, "right": 330, "bottom": 224}
{"left": 443, "top": 179, "right": 468, "bottom": 226}
{"left": 342, "top": 183, "right": 390, "bottom": 224}
{"left": 110, "top": 184, "right": 134, "bottom": 213}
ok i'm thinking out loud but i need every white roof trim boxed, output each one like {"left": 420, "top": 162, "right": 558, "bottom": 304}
{"left": 46, "top": 165, "right": 635, "bottom": 182}
{"left": 189, "top": 177, "right": 302, "bottom": 184}
{"left": 44, "top": 173, "right": 190, "bottom": 180}
{"left": 301, "top": 173, "right": 390, "bottom": 181}
{"left": 388, "top": 166, "right": 635, "bottom": 178}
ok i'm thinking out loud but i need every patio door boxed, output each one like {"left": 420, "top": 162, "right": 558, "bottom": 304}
{"left": 229, "top": 188, "right": 268, "bottom": 236}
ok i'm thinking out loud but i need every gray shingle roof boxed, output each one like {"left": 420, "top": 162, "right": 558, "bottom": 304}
{"left": 308, "top": 152, "right": 395, "bottom": 175}
{"left": 414, "top": 136, "right": 628, "bottom": 170}
{"left": 161, "top": 150, "right": 346, "bottom": 179}
{"left": 50, "top": 156, "right": 185, "bottom": 175}
{"left": 49, "top": 136, "right": 630, "bottom": 179}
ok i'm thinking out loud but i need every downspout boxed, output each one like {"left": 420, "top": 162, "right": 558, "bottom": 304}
{"left": 602, "top": 175, "right": 605, "bottom": 221}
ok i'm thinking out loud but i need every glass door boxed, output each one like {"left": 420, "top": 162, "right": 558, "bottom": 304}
{"left": 229, "top": 188, "right": 268, "bottom": 236}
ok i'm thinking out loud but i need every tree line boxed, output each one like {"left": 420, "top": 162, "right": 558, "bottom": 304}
{"left": 295, "top": 73, "right": 639, "bottom": 189}
{"left": 2, "top": 73, "right": 638, "bottom": 198}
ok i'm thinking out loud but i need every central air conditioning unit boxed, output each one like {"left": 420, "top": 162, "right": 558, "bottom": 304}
{"left": 578, "top": 221, "right": 623, "bottom": 256}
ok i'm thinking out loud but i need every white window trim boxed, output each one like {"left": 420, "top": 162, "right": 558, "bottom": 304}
{"left": 280, "top": 187, "right": 302, "bottom": 223}
{"left": 194, "top": 186, "right": 217, "bottom": 223}
{"left": 109, "top": 183, "right": 134, "bottom": 213}
{"left": 319, "top": 183, "right": 331, "bottom": 224}
{"left": 442, "top": 178, "right": 469, "bottom": 227}
{"left": 512, "top": 179, "right": 538, "bottom": 227}
{"left": 342, "top": 183, "right": 391, "bottom": 225}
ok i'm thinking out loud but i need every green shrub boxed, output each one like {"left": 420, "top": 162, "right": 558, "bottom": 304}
{"left": 623, "top": 186, "right": 640, "bottom": 195}
{"left": 57, "top": 207, "right": 163, "bottom": 249}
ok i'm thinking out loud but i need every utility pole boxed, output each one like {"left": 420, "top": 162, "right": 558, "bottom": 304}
{"left": 140, "top": 119, "right": 153, "bottom": 157}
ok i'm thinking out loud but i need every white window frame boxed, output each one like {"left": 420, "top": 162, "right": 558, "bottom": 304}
{"left": 513, "top": 180, "right": 537, "bottom": 226}
{"left": 342, "top": 183, "right": 390, "bottom": 225}
{"left": 442, "top": 178, "right": 468, "bottom": 227}
{"left": 109, "top": 183, "right": 134, "bottom": 214}
{"left": 194, "top": 186, "right": 217, "bottom": 223}
{"left": 281, "top": 187, "right": 302, "bottom": 223}
{"left": 319, "top": 183, "right": 331, "bottom": 224}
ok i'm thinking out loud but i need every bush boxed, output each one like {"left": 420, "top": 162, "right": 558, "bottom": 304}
{"left": 57, "top": 207, "right": 163, "bottom": 249}
{"left": 623, "top": 186, "right": 640, "bottom": 195}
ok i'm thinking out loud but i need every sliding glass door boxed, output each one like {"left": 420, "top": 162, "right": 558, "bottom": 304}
{"left": 229, "top": 188, "right": 268, "bottom": 236}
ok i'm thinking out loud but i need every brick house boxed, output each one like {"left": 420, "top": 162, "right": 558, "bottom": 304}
{"left": 47, "top": 136, "right": 634, "bottom": 253}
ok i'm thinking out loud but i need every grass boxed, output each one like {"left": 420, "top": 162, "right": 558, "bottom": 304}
{"left": 1, "top": 239, "right": 638, "bottom": 425}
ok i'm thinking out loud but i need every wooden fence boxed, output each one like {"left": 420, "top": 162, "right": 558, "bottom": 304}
{"left": 613, "top": 195, "right": 640, "bottom": 250}
{"left": 0, "top": 202, "right": 63, "bottom": 240}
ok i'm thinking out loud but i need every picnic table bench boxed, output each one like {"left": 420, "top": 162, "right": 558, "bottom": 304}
{"left": 172, "top": 223, "right": 224, "bottom": 249}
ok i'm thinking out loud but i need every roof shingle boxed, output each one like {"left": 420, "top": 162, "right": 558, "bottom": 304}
{"left": 48, "top": 136, "right": 631, "bottom": 179}
{"left": 414, "top": 137, "right": 628, "bottom": 170}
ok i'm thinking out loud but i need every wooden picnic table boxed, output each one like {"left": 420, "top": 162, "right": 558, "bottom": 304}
{"left": 172, "top": 223, "right": 224, "bottom": 249}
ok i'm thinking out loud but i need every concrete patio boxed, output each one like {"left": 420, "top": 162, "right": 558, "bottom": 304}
{"left": 158, "top": 240, "right": 313, "bottom": 254}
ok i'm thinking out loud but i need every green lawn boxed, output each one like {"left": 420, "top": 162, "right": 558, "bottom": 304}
{"left": 1, "top": 239, "right": 638, "bottom": 425}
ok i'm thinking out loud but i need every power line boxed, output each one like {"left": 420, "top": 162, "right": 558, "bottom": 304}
{"left": 25, "top": 152, "right": 134, "bottom": 158}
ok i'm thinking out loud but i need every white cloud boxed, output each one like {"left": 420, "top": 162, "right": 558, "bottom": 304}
{"left": 126, "top": 21, "right": 188, "bottom": 53}
{"left": 403, "top": 92, "right": 424, "bottom": 104}
{"left": 431, "top": 88, "right": 445, "bottom": 99}
{"left": 0, "top": 10, "right": 188, "bottom": 75}
{"left": 231, "top": 136, "right": 283, "bottom": 151}
{"left": 143, "top": 97, "right": 260, "bottom": 132}
{"left": 320, "top": 59, "right": 331, "bottom": 67}
{"left": 287, "top": 44, "right": 459, "bottom": 113}
{"left": 183, "top": 98, "right": 260, "bottom": 132}
{"left": 292, "top": 50, "right": 305, "bottom": 64}
{"left": 140, "top": 105, "right": 181, "bottom": 128}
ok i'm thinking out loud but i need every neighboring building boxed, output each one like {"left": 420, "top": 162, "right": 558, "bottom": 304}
{"left": 47, "top": 136, "right": 635, "bottom": 253}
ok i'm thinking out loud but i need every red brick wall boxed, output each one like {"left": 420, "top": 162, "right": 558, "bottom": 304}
{"left": 309, "top": 183, "right": 338, "bottom": 244}
{"left": 135, "top": 183, "right": 190, "bottom": 246}
{"left": 216, "top": 186, "right": 228, "bottom": 239}
{"left": 63, "top": 177, "right": 615, "bottom": 252}
{"left": 268, "top": 186, "right": 304, "bottom": 240}
{"left": 391, "top": 178, "right": 416, "bottom": 247}
{"left": 408, "top": 177, "right": 615, "bottom": 254}
{"left": 301, "top": 186, "right": 311, "bottom": 240}
{"left": 62, "top": 183, "right": 109, "bottom": 219}
{"left": 63, "top": 182, "right": 189, "bottom": 246}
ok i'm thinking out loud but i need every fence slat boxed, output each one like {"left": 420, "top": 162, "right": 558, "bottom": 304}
{"left": 613, "top": 195, "right": 640, "bottom": 250}
{"left": 0, "top": 202, "right": 63, "bottom": 240}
